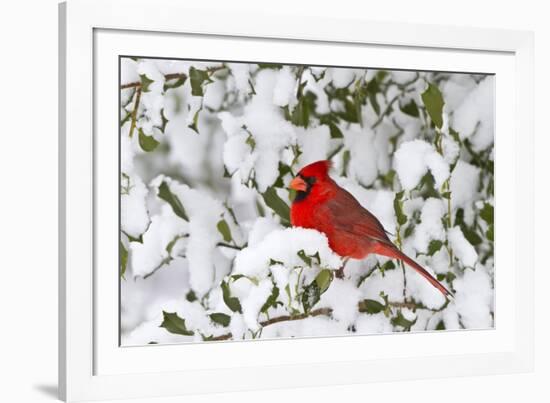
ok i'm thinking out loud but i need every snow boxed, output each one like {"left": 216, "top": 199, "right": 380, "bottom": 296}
{"left": 412, "top": 198, "right": 446, "bottom": 254}
{"left": 155, "top": 177, "right": 226, "bottom": 296}
{"left": 241, "top": 279, "right": 273, "bottom": 331}
{"left": 450, "top": 160, "right": 480, "bottom": 209}
{"left": 343, "top": 125, "right": 378, "bottom": 186}
{"left": 454, "top": 265, "right": 493, "bottom": 328}
{"left": 129, "top": 208, "right": 187, "bottom": 278}
{"left": 121, "top": 174, "right": 150, "bottom": 239}
{"left": 319, "top": 279, "right": 361, "bottom": 326}
{"left": 330, "top": 68, "right": 356, "bottom": 88}
{"left": 272, "top": 66, "right": 297, "bottom": 107}
{"left": 452, "top": 77, "right": 494, "bottom": 151}
{"left": 296, "top": 125, "right": 331, "bottom": 165}
{"left": 394, "top": 139, "right": 450, "bottom": 190}
{"left": 233, "top": 228, "right": 342, "bottom": 279}
{"left": 448, "top": 226, "right": 478, "bottom": 267}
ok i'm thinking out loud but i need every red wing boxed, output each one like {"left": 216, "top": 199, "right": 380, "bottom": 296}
{"left": 318, "top": 187, "right": 394, "bottom": 247}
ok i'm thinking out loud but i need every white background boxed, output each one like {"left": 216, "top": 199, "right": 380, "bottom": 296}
{"left": 0, "top": 0, "right": 546, "bottom": 402}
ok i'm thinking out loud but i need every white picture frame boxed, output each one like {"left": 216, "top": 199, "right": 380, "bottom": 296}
{"left": 59, "top": 0, "right": 534, "bottom": 401}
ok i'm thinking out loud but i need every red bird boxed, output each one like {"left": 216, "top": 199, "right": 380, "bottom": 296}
{"left": 289, "top": 160, "right": 452, "bottom": 297}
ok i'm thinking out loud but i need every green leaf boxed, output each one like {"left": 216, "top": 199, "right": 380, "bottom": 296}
{"left": 486, "top": 224, "right": 494, "bottom": 242}
{"left": 231, "top": 274, "right": 259, "bottom": 286}
{"left": 315, "top": 269, "right": 333, "bottom": 293}
{"left": 427, "top": 240, "right": 443, "bottom": 256}
{"left": 291, "top": 91, "right": 316, "bottom": 128}
{"left": 189, "top": 67, "right": 212, "bottom": 96}
{"left": 257, "top": 63, "right": 283, "bottom": 70}
{"left": 421, "top": 82, "right": 445, "bottom": 129}
{"left": 301, "top": 281, "right": 321, "bottom": 313}
{"left": 157, "top": 181, "right": 189, "bottom": 221}
{"left": 160, "top": 311, "right": 194, "bottom": 336}
{"left": 391, "top": 310, "right": 417, "bottom": 330}
{"left": 186, "top": 290, "right": 197, "bottom": 302}
{"left": 138, "top": 128, "right": 160, "bottom": 152}
{"left": 393, "top": 191, "right": 407, "bottom": 226}
{"left": 216, "top": 219, "right": 232, "bottom": 242}
{"left": 480, "top": 203, "right": 494, "bottom": 225}
{"left": 209, "top": 312, "right": 231, "bottom": 327}
{"left": 342, "top": 149, "right": 351, "bottom": 177}
{"left": 163, "top": 75, "right": 187, "bottom": 91}
{"left": 261, "top": 285, "right": 281, "bottom": 313}
{"left": 449, "top": 127, "right": 462, "bottom": 144}
{"left": 400, "top": 99, "right": 420, "bottom": 117}
{"left": 297, "top": 249, "right": 312, "bottom": 267}
{"left": 221, "top": 281, "right": 242, "bottom": 313}
{"left": 327, "top": 122, "right": 343, "bottom": 139}
{"left": 245, "top": 133, "right": 256, "bottom": 150}
{"left": 436, "top": 320, "right": 446, "bottom": 330}
{"left": 366, "top": 79, "right": 380, "bottom": 116}
{"left": 188, "top": 107, "right": 201, "bottom": 134}
{"left": 302, "top": 270, "right": 332, "bottom": 313}
{"left": 269, "top": 258, "right": 284, "bottom": 266}
{"left": 120, "top": 241, "right": 128, "bottom": 279}
{"left": 262, "top": 187, "right": 290, "bottom": 224}
{"left": 379, "top": 260, "right": 396, "bottom": 275}
{"left": 139, "top": 74, "right": 154, "bottom": 92}
{"left": 358, "top": 299, "right": 385, "bottom": 314}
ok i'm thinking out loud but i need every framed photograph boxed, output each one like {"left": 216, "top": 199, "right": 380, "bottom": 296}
{"left": 59, "top": 0, "right": 534, "bottom": 401}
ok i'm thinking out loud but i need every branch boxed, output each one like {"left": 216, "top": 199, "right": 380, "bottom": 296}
{"left": 128, "top": 87, "right": 141, "bottom": 138}
{"left": 120, "top": 72, "right": 188, "bottom": 90}
{"left": 206, "top": 308, "right": 333, "bottom": 341}
{"left": 217, "top": 242, "right": 246, "bottom": 251}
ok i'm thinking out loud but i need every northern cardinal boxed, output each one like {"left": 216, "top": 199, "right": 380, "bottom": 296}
{"left": 289, "top": 160, "right": 452, "bottom": 297}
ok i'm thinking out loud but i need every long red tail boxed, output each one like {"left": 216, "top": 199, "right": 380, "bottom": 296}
{"left": 379, "top": 246, "right": 453, "bottom": 298}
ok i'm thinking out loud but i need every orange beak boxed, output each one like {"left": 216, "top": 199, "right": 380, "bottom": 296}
{"left": 289, "top": 176, "right": 307, "bottom": 192}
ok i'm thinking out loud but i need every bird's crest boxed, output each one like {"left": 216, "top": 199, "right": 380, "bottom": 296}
{"left": 298, "top": 160, "right": 332, "bottom": 179}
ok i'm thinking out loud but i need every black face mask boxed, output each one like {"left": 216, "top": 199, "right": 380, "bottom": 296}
{"left": 294, "top": 175, "right": 316, "bottom": 202}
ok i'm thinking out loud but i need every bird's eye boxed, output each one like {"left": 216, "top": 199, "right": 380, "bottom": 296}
{"left": 301, "top": 175, "right": 316, "bottom": 186}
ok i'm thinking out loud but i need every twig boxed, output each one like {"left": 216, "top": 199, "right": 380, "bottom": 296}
{"left": 206, "top": 307, "right": 333, "bottom": 341}
{"left": 217, "top": 242, "right": 246, "bottom": 251}
{"left": 120, "top": 73, "right": 188, "bottom": 90}
{"left": 128, "top": 87, "right": 141, "bottom": 138}
{"left": 327, "top": 143, "right": 345, "bottom": 160}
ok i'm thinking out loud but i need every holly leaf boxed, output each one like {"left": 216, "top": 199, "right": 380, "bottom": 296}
{"left": 400, "top": 99, "right": 420, "bottom": 117}
{"left": 120, "top": 241, "right": 128, "bottom": 279}
{"left": 421, "top": 82, "right": 444, "bottom": 129}
{"left": 261, "top": 285, "right": 281, "bottom": 313}
{"left": 315, "top": 269, "right": 333, "bottom": 294}
{"left": 262, "top": 187, "right": 290, "bottom": 224}
{"left": 393, "top": 191, "right": 407, "bottom": 226}
{"left": 138, "top": 128, "right": 160, "bottom": 152}
{"left": 160, "top": 311, "right": 194, "bottom": 336}
{"left": 209, "top": 313, "right": 231, "bottom": 327}
{"left": 391, "top": 310, "right": 417, "bottom": 330}
{"left": 427, "top": 240, "right": 443, "bottom": 256}
{"left": 139, "top": 74, "right": 154, "bottom": 93}
{"left": 221, "top": 281, "right": 242, "bottom": 313}
{"left": 157, "top": 181, "right": 189, "bottom": 221}
{"left": 358, "top": 299, "right": 385, "bottom": 314}
{"left": 216, "top": 219, "right": 232, "bottom": 242}
{"left": 480, "top": 203, "right": 494, "bottom": 225}
{"left": 189, "top": 67, "right": 212, "bottom": 96}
